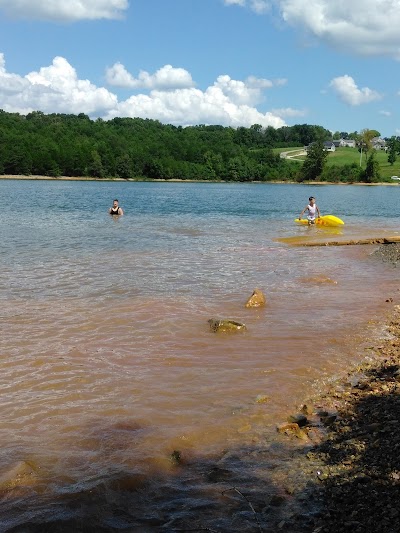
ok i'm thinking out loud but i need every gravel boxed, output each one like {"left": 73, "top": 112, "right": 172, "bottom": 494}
{"left": 284, "top": 303, "right": 400, "bottom": 533}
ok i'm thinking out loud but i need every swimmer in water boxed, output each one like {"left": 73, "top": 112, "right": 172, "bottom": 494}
{"left": 109, "top": 199, "right": 124, "bottom": 216}
{"left": 298, "top": 196, "right": 320, "bottom": 225}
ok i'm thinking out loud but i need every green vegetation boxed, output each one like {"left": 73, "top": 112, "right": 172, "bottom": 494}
{"left": 284, "top": 147, "right": 398, "bottom": 182}
{"left": 300, "top": 141, "right": 329, "bottom": 182}
{"left": 0, "top": 109, "right": 397, "bottom": 183}
{"left": 0, "top": 111, "right": 332, "bottom": 181}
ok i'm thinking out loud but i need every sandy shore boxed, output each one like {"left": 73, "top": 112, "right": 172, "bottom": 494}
{"left": 1, "top": 174, "right": 400, "bottom": 185}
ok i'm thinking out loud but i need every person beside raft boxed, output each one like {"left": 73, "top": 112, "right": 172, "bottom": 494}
{"left": 109, "top": 199, "right": 124, "bottom": 216}
{"left": 298, "top": 196, "right": 320, "bottom": 225}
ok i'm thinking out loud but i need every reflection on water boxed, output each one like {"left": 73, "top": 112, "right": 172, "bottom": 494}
{"left": 0, "top": 181, "right": 400, "bottom": 529}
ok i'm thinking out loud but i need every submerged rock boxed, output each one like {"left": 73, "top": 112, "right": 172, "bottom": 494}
{"left": 206, "top": 466, "right": 232, "bottom": 483}
{"left": 287, "top": 413, "right": 308, "bottom": 427}
{"left": 0, "top": 460, "right": 39, "bottom": 491}
{"left": 277, "top": 422, "right": 308, "bottom": 440}
{"left": 208, "top": 319, "right": 247, "bottom": 333}
{"left": 299, "top": 275, "right": 338, "bottom": 285}
{"left": 169, "top": 450, "right": 182, "bottom": 465}
{"left": 245, "top": 288, "right": 266, "bottom": 308}
{"left": 255, "top": 394, "right": 270, "bottom": 404}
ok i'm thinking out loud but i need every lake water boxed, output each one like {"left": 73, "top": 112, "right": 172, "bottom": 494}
{"left": 0, "top": 180, "right": 399, "bottom": 531}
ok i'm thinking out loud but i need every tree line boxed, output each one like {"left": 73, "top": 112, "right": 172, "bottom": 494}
{"left": 0, "top": 109, "right": 390, "bottom": 182}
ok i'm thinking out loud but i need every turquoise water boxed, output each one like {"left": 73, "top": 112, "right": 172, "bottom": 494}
{"left": 2, "top": 180, "right": 399, "bottom": 298}
{"left": 0, "top": 180, "right": 399, "bottom": 530}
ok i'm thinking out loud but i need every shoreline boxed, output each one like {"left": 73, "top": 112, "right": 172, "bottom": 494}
{"left": 293, "top": 303, "right": 400, "bottom": 532}
{"left": 1, "top": 174, "right": 400, "bottom": 186}
{"left": 171, "top": 278, "right": 400, "bottom": 532}
{"left": 195, "top": 244, "right": 400, "bottom": 532}
{"left": 270, "top": 246, "right": 400, "bottom": 532}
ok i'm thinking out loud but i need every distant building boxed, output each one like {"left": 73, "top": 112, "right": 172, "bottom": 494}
{"left": 332, "top": 138, "right": 356, "bottom": 148}
{"left": 323, "top": 142, "right": 336, "bottom": 152}
{"left": 371, "top": 137, "right": 387, "bottom": 151}
{"left": 305, "top": 138, "right": 358, "bottom": 152}
{"left": 305, "top": 141, "right": 336, "bottom": 152}
{"left": 343, "top": 139, "right": 356, "bottom": 148}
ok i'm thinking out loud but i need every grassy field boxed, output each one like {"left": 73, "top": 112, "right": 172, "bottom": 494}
{"left": 326, "top": 147, "right": 399, "bottom": 179}
{"left": 273, "top": 146, "right": 399, "bottom": 180}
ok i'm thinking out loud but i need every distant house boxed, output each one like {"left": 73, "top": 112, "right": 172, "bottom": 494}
{"left": 323, "top": 142, "right": 336, "bottom": 152}
{"left": 371, "top": 137, "right": 387, "bottom": 151}
{"left": 305, "top": 141, "right": 336, "bottom": 152}
{"left": 306, "top": 138, "right": 358, "bottom": 152}
{"left": 332, "top": 138, "right": 356, "bottom": 148}
{"left": 342, "top": 139, "right": 356, "bottom": 148}
{"left": 344, "top": 139, "right": 356, "bottom": 148}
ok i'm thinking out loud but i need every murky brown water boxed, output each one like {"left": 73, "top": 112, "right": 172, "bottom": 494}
{"left": 1, "top": 181, "right": 400, "bottom": 531}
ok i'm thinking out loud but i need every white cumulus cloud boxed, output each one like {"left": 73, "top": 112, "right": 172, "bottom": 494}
{"left": 0, "top": 53, "right": 286, "bottom": 128}
{"left": 0, "top": 0, "right": 128, "bottom": 22}
{"left": 0, "top": 54, "right": 117, "bottom": 115}
{"left": 224, "top": 0, "right": 400, "bottom": 59}
{"left": 102, "top": 73, "right": 286, "bottom": 127}
{"left": 213, "top": 74, "right": 282, "bottom": 105}
{"left": 105, "top": 63, "right": 195, "bottom": 90}
{"left": 103, "top": 86, "right": 285, "bottom": 128}
{"left": 329, "top": 75, "right": 382, "bottom": 105}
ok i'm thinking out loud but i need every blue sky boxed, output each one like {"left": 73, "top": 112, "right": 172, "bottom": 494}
{"left": 0, "top": 0, "right": 399, "bottom": 137}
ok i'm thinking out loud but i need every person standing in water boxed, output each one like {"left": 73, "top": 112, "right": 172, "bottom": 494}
{"left": 109, "top": 199, "right": 124, "bottom": 216}
{"left": 298, "top": 196, "right": 321, "bottom": 225}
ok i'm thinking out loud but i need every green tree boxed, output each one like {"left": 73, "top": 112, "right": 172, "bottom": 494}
{"left": 300, "top": 141, "right": 328, "bottom": 181}
{"left": 321, "top": 163, "right": 361, "bottom": 183}
{"left": 362, "top": 151, "right": 380, "bottom": 183}
{"left": 387, "top": 137, "right": 398, "bottom": 166}
{"left": 357, "top": 128, "right": 377, "bottom": 166}
{"left": 115, "top": 154, "right": 133, "bottom": 179}
{"left": 87, "top": 150, "right": 104, "bottom": 177}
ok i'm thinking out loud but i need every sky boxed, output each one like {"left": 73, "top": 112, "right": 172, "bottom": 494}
{"left": 0, "top": 0, "right": 399, "bottom": 137}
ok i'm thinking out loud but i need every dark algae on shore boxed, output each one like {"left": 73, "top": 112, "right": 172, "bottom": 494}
{"left": 265, "top": 244, "right": 400, "bottom": 532}
{"left": 306, "top": 306, "right": 400, "bottom": 533}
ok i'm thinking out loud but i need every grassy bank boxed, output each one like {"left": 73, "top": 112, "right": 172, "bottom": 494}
{"left": 273, "top": 146, "right": 399, "bottom": 181}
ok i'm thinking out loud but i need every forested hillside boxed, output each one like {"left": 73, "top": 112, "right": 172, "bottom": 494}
{"left": 0, "top": 110, "right": 332, "bottom": 181}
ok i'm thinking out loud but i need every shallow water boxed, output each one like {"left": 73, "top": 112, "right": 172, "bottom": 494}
{"left": 0, "top": 180, "right": 400, "bottom": 530}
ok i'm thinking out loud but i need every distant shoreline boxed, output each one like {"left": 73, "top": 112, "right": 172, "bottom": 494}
{"left": 0, "top": 175, "right": 399, "bottom": 186}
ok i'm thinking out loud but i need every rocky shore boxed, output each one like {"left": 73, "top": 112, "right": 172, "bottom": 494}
{"left": 276, "top": 243, "right": 400, "bottom": 533}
